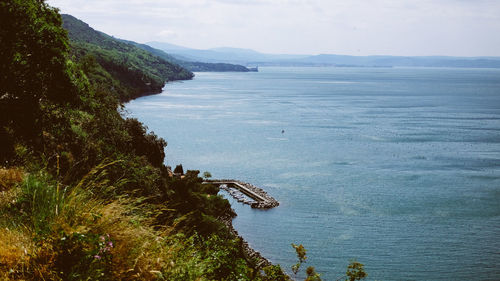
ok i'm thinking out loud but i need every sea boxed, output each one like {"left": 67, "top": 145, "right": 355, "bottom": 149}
{"left": 125, "top": 67, "right": 500, "bottom": 281}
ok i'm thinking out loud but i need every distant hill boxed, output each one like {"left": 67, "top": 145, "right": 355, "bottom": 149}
{"left": 289, "top": 54, "right": 500, "bottom": 68}
{"left": 61, "top": 14, "right": 193, "bottom": 101}
{"left": 147, "top": 41, "right": 308, "bottom": 65}
{"left": 147, "top": 41, "right": 500, "bottom": 68}
{"left": 120, "top": 39, "right": 250, "bottom": 72}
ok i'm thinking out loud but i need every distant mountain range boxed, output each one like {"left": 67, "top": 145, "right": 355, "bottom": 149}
{"left": 147, "top": 41, "right": 500, "bottom": 68}
{"left": 119, "top": 40, "right": 251, "bottom": 72}
{"left": 62, "top": 15, "right": 251, "bottom": 74}
{"left": 147, "top": 41, "right": 307, "bottom": 66}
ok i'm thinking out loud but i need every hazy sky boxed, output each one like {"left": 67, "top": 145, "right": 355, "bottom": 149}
{"left": 47, "top": 0, "right": 500, "bottom": 56}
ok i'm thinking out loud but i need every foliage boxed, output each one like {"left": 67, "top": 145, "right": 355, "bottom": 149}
{"left": 0, "top": 0, "right": 83, "bottom": 160}
{"left": 261, "top": 264, "right": 291, "bottom": 281}
{"left": 61, "top": 14, "right": 193, "bottom": 102}
{"left": 16, "top": 172, "right": 65, "bottom": 235}
{"left": 124, "top": 118, "right": 167, "bottom": 167}
{"left": 289, "top": 244, "right": 368, "bottom": 281}
{"left": 345, "top": 260, "right": 368, "bottom": 281}
{"left": 0, "top": 163, "right": 252, "bottom": 280}
{"left": 292, "top": 243, "right": 307, "bottom": 274}
{"left": 291, "top": 243, "right": 323, "bottom": 280}
{"left": 305, "top": 266, "right": 322, "bottom": 281}
{"left": 173, "top": 164, "right": 184, "bottom": 175}
{"left": 203, "top": 171, "right": 212, "bottom": 180}
{"left": 0, "top": 168, "right": 23, "bottom": 191}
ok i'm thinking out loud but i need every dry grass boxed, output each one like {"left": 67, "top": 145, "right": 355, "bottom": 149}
{"left": 53, "top": 189, "right": 177, "bottom": 280}
{"left": 0, "top": 168, "right": 23, "bottom": 192}
{"left": 0, "top": 193, "right": 176, "bottom": 280}
{"left": 0, "top": 168, "right": 23, "bottom": 209}
{"left": 0, "top": 186, "right": 20, "bottom": 210}
{"left": 88, "top": 202, "right": 176, "bottom": 279}
{"left": 0, "top": 164, "right": 197, "bottom": 280}
{"left": 0, "top": 228, "right": 34, "bottom": 279}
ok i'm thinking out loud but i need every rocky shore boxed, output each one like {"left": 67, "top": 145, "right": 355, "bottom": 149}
{"left": 218, "top": 211, "right": 272, "bottom": 269}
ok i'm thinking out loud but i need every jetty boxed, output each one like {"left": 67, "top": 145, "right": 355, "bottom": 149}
{"left": 204, "top": 179, "right": 279, "bottom": 209}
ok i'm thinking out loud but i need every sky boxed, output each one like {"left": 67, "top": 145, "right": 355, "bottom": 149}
{"left": 47, "top": 0, "right": 500, "bottom": 56}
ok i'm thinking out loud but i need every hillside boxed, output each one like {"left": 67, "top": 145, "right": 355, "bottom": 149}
{"left": 61, "top": 15, "right": 250, "bottom": 74}
{"left": 61, "top": 14, "right": 193, "bottom": 102}
{"left": 120, "top": 39, "right": 251, "bottom": 72}
{"left": 0, "top": 2, "right": 292, "bottom": 280}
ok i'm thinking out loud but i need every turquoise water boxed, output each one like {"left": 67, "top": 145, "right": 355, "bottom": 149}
{"left": 126, "top": 67, "right": 500, "bottom": 281}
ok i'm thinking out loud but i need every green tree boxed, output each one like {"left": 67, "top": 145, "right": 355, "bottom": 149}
{"left": 0, "top": 0, "right": 80, "bottom": 156}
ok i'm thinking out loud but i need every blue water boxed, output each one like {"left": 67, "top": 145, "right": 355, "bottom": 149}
{"left": 126, "top": 67, "right": 500, "bottom": 281}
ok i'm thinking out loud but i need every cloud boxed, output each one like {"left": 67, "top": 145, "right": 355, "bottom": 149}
{"left": 157, "top": 29, "right": 178, "bottom": 39}
{"left": 47, "top": 0, "right": 500, "bottom": 56}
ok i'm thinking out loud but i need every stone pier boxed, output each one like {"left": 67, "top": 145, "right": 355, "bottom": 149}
{"left": 203, "top": 179, "right": 279, "bottom": 209}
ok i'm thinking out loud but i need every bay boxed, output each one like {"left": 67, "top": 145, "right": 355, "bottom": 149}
{"left": 126, "top": 67, "right": 500, "bottom": 281}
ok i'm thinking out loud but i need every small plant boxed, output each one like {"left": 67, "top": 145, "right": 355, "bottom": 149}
{"left": 55, "top": 232, "right": 115, "bottom": 280}
{"left": 17, "top": 172, "right": 66, "bottom": 235}
{"left": 291, "top": 243, "right": 322, "bottom": 280}
{"left": 290, "top": 244, "right": 367, "bottom": 281}
{"left": 344, "top": 260, "right": 367, "bottom": 281}
{"left": 291, "top": 243, "right": 307, "bottom": 275}
{"left": 202, "top": 171, "right": 212, "bottom": 180}
{"left": 93, "top": 233, "right": 114, "bottom": 261}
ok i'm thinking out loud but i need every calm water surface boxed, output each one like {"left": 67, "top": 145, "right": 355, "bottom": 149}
{"left": 126, "top": 67, "right": 500, "bottom": 281}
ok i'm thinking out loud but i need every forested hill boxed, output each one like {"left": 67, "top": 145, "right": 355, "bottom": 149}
{"left": 1, "top": 1, "right": 290, "bottom": 279}
{"left": 121, "top": 39, "right": 252, "bottom": 72}
{"left": 61, "top": 14, "right": 193, "bottom": 102}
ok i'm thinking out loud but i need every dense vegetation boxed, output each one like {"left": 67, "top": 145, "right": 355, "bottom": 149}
{"left": 0, "top": 1, "right": 269, "bottom": 280}
{"left": 0, "top": 1, "right": 367, "bottom": 280}
{"left": 61, "top": 14, "right": 193, "bottom": 102}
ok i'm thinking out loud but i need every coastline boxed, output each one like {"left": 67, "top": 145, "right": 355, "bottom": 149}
{"left": 122, "top": 76, "right": 194, "bottom": 103}
{"left": 128, "top": 84, "right": 277, "bottom": 272}
{"left": 218, "top": 209, "right": 273, "bottom": 269}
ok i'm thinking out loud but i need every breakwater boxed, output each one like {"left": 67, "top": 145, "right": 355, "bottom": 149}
{"left": 204, "top": 179, "right": 279, "bottom": 209}
{"left": 206, "top": 180, "right": 279, "bottom": 268}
